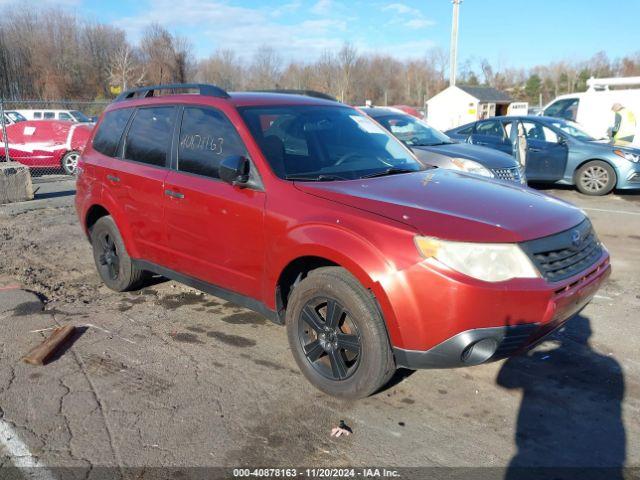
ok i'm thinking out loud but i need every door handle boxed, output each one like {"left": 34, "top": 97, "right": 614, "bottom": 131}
{"left": 106, "top": 174, "right": 120, "bottom": 183}
{"left": 164, "top": 189, "right": 184, "bottom": 199}
{"left": 528, "top": 147, "right": 542, "bottom": 153}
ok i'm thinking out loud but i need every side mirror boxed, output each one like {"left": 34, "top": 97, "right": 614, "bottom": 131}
{"left": 219, "top": 155, "right": 250, "bottom": 186}
{"left": 557, "top": 136, "right": 567, "bottom": 145}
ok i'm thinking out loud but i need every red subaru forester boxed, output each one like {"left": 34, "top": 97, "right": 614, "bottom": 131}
{"left": 76, "top": 84, "right": 610, "bottom": 399}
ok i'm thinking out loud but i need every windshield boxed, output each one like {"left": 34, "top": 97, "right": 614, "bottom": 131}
{"left": 549, "top": 119, "right": 595, "bottom": 141}
{"left": 70, "top": 110, "right": 91, "bottom": 122}
{"left": 5, "top": 111, "right": 27, "bottom": 123}
{"left": 373, "top": 113, "right": 453, "bottom": 147}
{"left": 239, "top": 105, "right": 424, "bottom": 181}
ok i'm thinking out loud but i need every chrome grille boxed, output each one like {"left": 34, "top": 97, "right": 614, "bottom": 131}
{"left": 520, "top": 220, "right": 603, "bottom": 283}
{"left": 491, "top": 166, "right": 522, "bottom": 183}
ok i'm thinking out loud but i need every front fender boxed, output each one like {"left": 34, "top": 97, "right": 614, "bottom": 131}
{"left": 266, "top": 222, "right": 415, "bottom": 347}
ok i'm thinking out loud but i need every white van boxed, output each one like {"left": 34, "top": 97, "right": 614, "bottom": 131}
{"left": 15, "top": 109, "right": 92, "bottom": 123}
{"left": 542, "top": 77, "right": 640, "bottom": 145}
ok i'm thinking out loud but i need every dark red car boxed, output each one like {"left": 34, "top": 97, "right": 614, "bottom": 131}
{"left": 75, "top": 84, "right": 610, "bottom": 399}
{"left": 1, "top": 120, "right": 92, "bottom": 175}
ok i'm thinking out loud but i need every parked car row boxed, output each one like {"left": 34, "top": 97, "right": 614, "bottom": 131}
{"left": 446, "top": 115, "right": 640, "bottom": 195}
{"left": 0, "top": 120, "right": 91, "bottom": 175}
{"left": 3, "top": 93, "right": 640, "bottom": 195}
{"left": 75, "top": 84, "right": 610, "bottom": 398}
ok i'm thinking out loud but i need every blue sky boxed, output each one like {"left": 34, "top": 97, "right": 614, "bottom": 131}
{"left": 26, "top": 0, "right": 640, "bottom": 68}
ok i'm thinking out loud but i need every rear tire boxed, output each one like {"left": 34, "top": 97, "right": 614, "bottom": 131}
{"left": 61, "top": 151, "right": 80, "bottom": 175}
{"left": 90, "top": 216, "right": 145, "bottom": 292}
{"left": 575, "top": 160, "right": 616, "bottom": 196}
{"left": 286, "top": 267, "right": 395, "bottom": 399}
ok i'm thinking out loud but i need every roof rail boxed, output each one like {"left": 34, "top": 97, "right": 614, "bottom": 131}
{"left": 250, "top": 89, "right": 338, "bottom": 102}
{"left": 115, "top": 83, "right": 230, "bottom": 102}
{"left": 586, "top": 76, "right": 640, "bottom": 91}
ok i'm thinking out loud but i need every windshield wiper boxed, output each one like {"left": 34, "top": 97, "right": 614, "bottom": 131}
{"left": 285, "top": 173, "right": 348, "bottom": 181}
{"left": 360, "top": 167, "right": 418, "bottom": 179}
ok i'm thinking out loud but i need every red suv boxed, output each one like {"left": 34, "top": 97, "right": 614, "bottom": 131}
{"left": 76, "top": 84, "right": 611, "bottom": 399}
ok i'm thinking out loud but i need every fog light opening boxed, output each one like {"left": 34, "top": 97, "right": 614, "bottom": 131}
{"left": 461, "top": 338, "right": 499, "bottom": 365}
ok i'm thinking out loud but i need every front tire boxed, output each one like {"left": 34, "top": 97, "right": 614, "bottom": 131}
{"left": 575, "top": 160, "right": 616, "bottom": 196}
{"left": 61, "top": 151, "right": 80, "bottom": 175}
{"left": 286, "top": 267, "right": 395, "bottom": 399}
{"left": 90, "top": 216, "right": 145, "bottom": 292}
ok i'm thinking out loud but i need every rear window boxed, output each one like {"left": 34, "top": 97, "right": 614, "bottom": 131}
{"left": 93, "top": 108, "right": 133, "bottom": 157}
{"left": 124, "top": 107, "right": 176, "bottom": 167}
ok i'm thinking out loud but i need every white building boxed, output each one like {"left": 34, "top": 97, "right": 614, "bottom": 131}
{"left": 425, "top": 85, "right": 527, "bottom": 131}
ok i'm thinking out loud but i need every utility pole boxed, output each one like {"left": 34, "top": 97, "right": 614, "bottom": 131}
{"left": 449, "top": 0, "right": 462, "bottom": 87}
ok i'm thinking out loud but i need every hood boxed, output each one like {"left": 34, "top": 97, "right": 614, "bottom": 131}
{"left": 295, "top": 170, "right": 585, "bottom": 243}
{"left": 584, "top": 140, "right": 640, "bottom": 155}
{"left": 412, "top": 142, "right": 517, "bottom": 169}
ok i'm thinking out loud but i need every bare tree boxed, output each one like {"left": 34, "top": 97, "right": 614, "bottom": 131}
{"left": 337, "top": 42, "right": 358, "bottom": 102}
{"left": 108, "top": 44, "right": 145, "bottom": 91}
{"left": 247, "top": 46, "right": 282, "bottom": 89}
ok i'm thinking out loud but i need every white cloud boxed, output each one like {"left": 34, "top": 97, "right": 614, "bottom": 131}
{"left": 381, "top": 1, "right": 435, "bottom": 31}
{"left": 310, "top": 0, "right": 334, "bottom": 15}
{"left": 405, "top": 18, "right": 435, "bottom": 29}
{"left": 115, "top": 0, "right": 350, "bottom": 61}
{"left": 382, "top": 3, "right": 418, "bottom": 15}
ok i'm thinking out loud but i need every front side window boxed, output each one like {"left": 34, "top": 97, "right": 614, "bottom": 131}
{"left": 124, "top": 107, "right": 176, "bottom": 167}
{"left": 239, "top": 106, "right": 423, "bottom": 180}
{"left": 475, "top": 119, "right": 505, "bottom": 138}
{"left": 33, "top": 112, "right": 42, "bottom": 119}
{"left": 58, "top": 112, "right": 72, "bottom": 121}
{"left": 177, "top": 107, "right": 248, "bottom": 178}
{"left": 93, "top": 108, "right": 134, "bottom": 157}
{"left": 521, "top": 121, "right": 559, "bottom": 143}
{"left": 43, "top": 112, "right": 55, "bottom": 119}
{"left": 374, "top": 114, "right": 453, "bottom": 147}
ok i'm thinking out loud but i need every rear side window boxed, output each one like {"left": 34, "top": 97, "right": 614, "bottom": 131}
{"left": 457, "top": 124, "right": 474, "bottom": 135}
{"left": 43, "top": 112, "right": 55, "bottom": 119}
{"left": 475, "top": 119, "right": 505, "bottom": 138}
{"left": 33, "top": 112, "right": 42, "bottom": 119}
{"left": 177, "top": 106, "right": 247, "bottom": 178}
{"left": 124, "top": 107, "right": 176, "bottom": 167}
{"left": 93, "top": 108, "right": 133, "bottom": 157}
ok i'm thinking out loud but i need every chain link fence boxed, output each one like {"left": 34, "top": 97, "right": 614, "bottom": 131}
{"left": 1, "top": 99, "right": 108, "bottom": 179}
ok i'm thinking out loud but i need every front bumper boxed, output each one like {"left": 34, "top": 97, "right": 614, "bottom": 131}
{"left": 388, "top": 252, "right": 610, "bottom": 369}
{"left": 615, "top": 161, "right": 640, "bottom": 189}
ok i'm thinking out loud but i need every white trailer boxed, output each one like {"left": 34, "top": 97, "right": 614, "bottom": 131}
{"left": 541, "top": 76, "right": 640, "bottom": 145}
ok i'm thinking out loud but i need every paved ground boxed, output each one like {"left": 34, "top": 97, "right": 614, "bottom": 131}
{"left": 0, "top": 179, "right": 638, "bottom": 478}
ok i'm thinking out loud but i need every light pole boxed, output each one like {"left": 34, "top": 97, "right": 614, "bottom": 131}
{"left": 449, "top": 0, "right": 462, "bottom": 87}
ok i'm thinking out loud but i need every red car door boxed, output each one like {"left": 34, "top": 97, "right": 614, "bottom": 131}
{"left": 163, "top": 105, "right": 266, "bottom": 300}
{"left": 111, "top": 106, "right": 177, "bottom": 266}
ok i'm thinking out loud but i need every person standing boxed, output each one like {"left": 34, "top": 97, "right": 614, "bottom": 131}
{"left": 611, "top": 103, "right": 636, "bottom": 145}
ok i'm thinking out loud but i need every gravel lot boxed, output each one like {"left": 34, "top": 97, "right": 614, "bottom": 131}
{"left": 0, "top": 179, "right": 638, "bottom": 478}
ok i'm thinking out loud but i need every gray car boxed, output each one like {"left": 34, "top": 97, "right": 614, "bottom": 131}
{"left": 361, "top": 107, "right": 525, "bottom": 185}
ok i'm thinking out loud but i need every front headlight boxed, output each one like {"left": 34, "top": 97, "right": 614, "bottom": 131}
{"left": 614, "top": 149, "right": 640, "bottom": 163}
{"left": 415, "top": 236, "right": 540, "bottom": 282}
{"left": 450, "top": 158, "right": 494, "bottom": 177}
